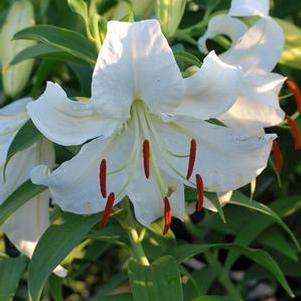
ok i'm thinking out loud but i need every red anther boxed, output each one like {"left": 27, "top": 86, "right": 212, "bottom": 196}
{"left": 143, "top": 139, "right": 150, "bottom": 179}
{"left": 286, "top": 80, "right": 301, "bottom": 113}
{"left": 99, "top": 159, "right": 107, "bottom": 198}
{"left": 286, "top": 115, "right": 301, "bottom": 150}
{"left": 100, "top": 192, "right": 115, "bottom": 228}
{"left": 163, "top": 197, "right": 172, "bottom": 235}
{"left": 186, "top": 139, "right": 197, "bottom": 180}
{"left": 272, "top": 140, "right": 284, "bottom": 173}
{"left": 196, "top": 174, "right": 204, "bottom": 212}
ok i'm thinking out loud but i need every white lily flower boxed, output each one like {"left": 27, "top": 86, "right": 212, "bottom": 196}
{"left": 229, "top": 0, "right": 269, "bottom": 17}
{"left": 28, "top": 20, "right": 275, "bottom": 232}
{"left": 0, "top": 99, "right": 67, "bottom": 277}
{"left": 198, "top": 3, "right": 286, "bottom": 134}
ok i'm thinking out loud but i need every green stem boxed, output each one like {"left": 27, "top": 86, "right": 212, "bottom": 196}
{"left": 123, "top": 200, "right": 150, "bottom": 266}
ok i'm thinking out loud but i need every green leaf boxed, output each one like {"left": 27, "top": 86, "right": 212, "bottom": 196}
{"left": 0, "top": 180, "right": 46, "bottom": 226}
{"left": 0, "top": 256, "right": 28, "bottom": 301}
{"left": 174, "top": 51, "right": 202, "bottom": 67}
{"left": 277, "top": 18, "right": 301, "bottom": 69}
{"left": 191, "top": 297, "right": 240, "bottom": 301}
{"left": 167, "top": 243, "right": 294, "bottom": 297}
{"left": 86, "top": 272, "right": 129, "bottom": 301}
{"left": 13, "top": 25, "right": 97, "bottom": 65}
{"left": 229, "top": 192, "right": 301, "bottom": 252}
{"left": 128, "top": 255, "right": 183, "bottom": 301}
{"left": 3, "top": 120, "right": 42, "bottom": 180}
{"left": 28, "top": 213, "right": 99, "bottom": 301}
{"left": 49, "top": 275, "right": 63, "bottom": 301}
{"left": 183, "top": 267, "right": 218, "bottom": 299}
{"left": 224, "top": 195, "right": 301, "bottom": 270}
{"left": 10, "top": 44, "right": 82, "bottom": 65}
{"left": 103, "top": 294, "right": 134, "bottom": 301}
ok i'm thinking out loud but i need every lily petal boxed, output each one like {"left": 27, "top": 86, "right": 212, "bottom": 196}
{"left": 0, "top": 98, "right": 31, "bottom": 146}
{"left": 174, "top": 51, "right": 241, "bottom": 120}
{"left": 27, "top": 82, "right": 121, "bottom": 146}
{"left": 198, "top": 15, "right": 248, "bottom": 54}
{"left": 154, "top": 119, "right": 275, "bottom": 192}
{"left": 229, "top": 0, "right": 269, "bottom": 17}
{"left": 221, "top": 17, "right": 284, "bottom": 73}
{"left": 220, "top": 72, "right": 286, "bottom": 133}
{"left": 2, "top": 192, "right": 67, "bottom": 278}
{"left": 91, "top": 20, "right": 184, "bottom": 117}
{"left": 31, "top": 127, "right": 135, "bottom": 215}
{"left": 127, "top": 165, "right": 185, "bottom": 226}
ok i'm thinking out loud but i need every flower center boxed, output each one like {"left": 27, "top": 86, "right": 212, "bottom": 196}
{"left": 99, "top": 100, "right": 204, "bottom": 232}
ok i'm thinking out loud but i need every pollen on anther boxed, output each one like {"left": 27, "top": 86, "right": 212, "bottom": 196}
{"left": 99, "top": 159, "right": 107, "bottom": 198}
{"left": 186, "top": 139, "right": 197, "bottom": 180}
{"left": 272, "top": 140, "right": 284, "bottom": 173}
{"left": 286, "top": 115, "right": 301, "bottom": 151}
{"left": 100, "top": 192, "right": 115, "bottom": 228}
{"left": 163, "top": 197, "right": 172, "bottom": 235}
{"left": 286, "top": 80, "right": 301, "bottom": 113}
{"left": 196, "top": 174, "right": 204, "bottom": 212}
{"left": 143, "top": 139, "right": 150, "bottom": 179}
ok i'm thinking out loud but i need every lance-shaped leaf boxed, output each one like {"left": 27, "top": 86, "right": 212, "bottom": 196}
{"left": 13, "top": 25, "right": 97, "bottom": 65}
{"left": 128, "top": 255, "right": 183, "bottom": 301}
{"left": 0, "top": 255, "right": 28, "bottom": 301}
{"left": 28, "top": 213, "right": 99, "bottom": 301}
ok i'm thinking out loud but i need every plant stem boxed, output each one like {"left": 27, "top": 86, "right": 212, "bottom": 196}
{"left": 123, "top": 200, "right": 150, "bottom": 266}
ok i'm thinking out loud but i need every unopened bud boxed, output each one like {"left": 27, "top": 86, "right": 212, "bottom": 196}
{"left": 0, "top": 0, "right": 36, "bottom": 97}
{"left": 112, "top": 0, "right": 154, "bottom": 20}
{"left": 155, "top": 0, "right": 186, "bottom": 38}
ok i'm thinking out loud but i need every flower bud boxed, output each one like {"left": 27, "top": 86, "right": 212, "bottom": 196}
{"left": 112, "top": 0, "right": 153, "bottom": 20}
{"left": 155, "top": 0, "right": 186, "bottom": 38}
{"left": 0, "top": 0, "right": 36, "bottom": 97}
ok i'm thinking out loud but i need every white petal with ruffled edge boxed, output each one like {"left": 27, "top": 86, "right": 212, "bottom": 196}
{"left": 174, "top": 52, "right": 241, "bottom": 120}
{"left": 220, "top": 72, "right": 286, "bottom": 133}
{"left": 229, "top": 0, "right": 269, "bottom": 17}
{"left": 153, "top": 118, "right": 275, "bottom": 193}
{"left": 92, "top": 20, "right": 184, "bottom": 117}
{"left": 31, "top": 126, "right": 135, "bottom": 215}
{"left": 221, "top": 17, "right": 284, "bottom": 73}
{"left": 27, "top": 82, "right": 122, "bottom": 146}
{"left": 198, "top": 15, "right": 248, "bottom": 54}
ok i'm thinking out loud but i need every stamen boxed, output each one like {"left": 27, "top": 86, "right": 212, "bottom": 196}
{"left": 196, "top": 174, "right": 204, "bottom": 211}
{"left": 99, "top": 159, "right": 107, "bottom": 198}
{"left": 100, "top": 192, "right": 115, "bottom": 228}
{"left": 286, "top": 80, "right": 301, "bottom": 113}
{"left": 186, "top": 139, "right": 197, "bottom": 180}
{"left": 286, "top": 115, "right": 301, "bottom": 150}
{"left": 163, "top": 197, "right": 172, "bottom": 235}
{"left": 272, "top": 140, "right": 284, "bottom": 172}
{"left": 143, "top": 139, "right": 150, "bottom": 179}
